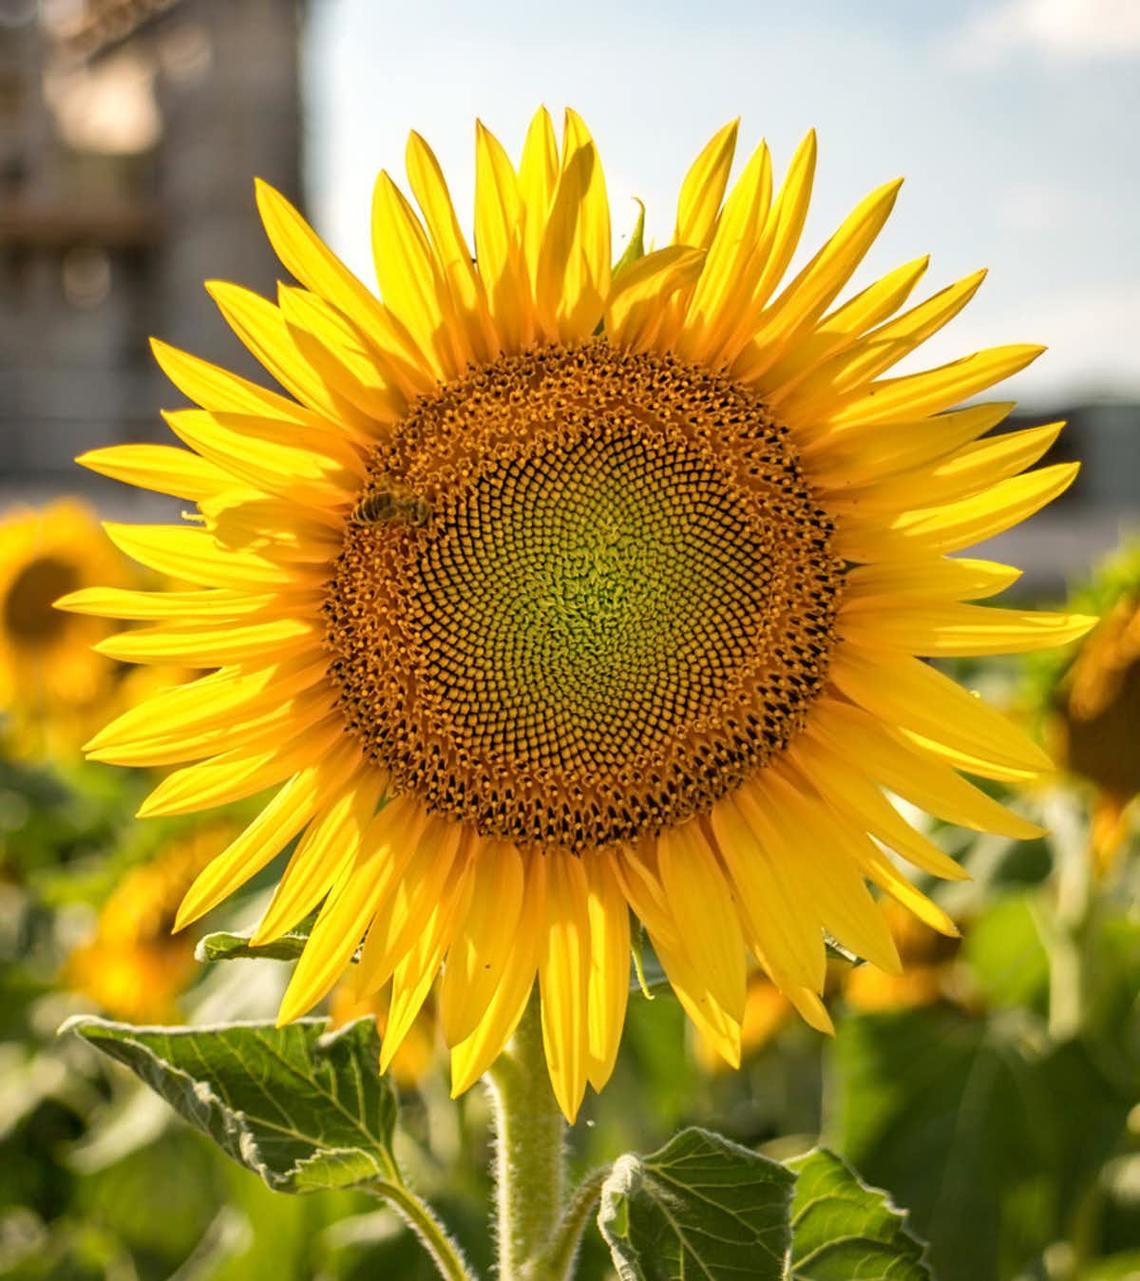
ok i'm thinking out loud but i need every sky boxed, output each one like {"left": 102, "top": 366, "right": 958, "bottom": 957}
{"left": 303, "top": 0, "right": 1140, "bottom": 408}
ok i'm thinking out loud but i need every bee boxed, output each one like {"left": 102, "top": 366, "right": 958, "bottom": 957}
{"left": 351, "top": 483, "right": 431, "bottom": 528}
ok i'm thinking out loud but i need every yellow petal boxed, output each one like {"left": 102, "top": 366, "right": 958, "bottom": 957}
{"left": 372, "top": 170, "right": 465, "bottom": 378}
{"left": 253, "top": 767, "right": 387, "bottom": 945}
{"left": 162, "top": 407, "right": 362, "bottom": 511}
{"left": 840, "top": 606, "right": 1097, "bottom": 657}
{"left": 835, "top": 421, "right": 1064, "bottom": 517}
{"left": 85, "top": 658, "right": 325, "bottom": 757}
{"left": 518, "top": 106, "right": 560, "bottom": 289}
{"left": 562, "top": 109, "right": 611, "bottom": 314}
{"left": 254, "top": 177, "right": 434, "bottom": 392}
{"left": 821, "top": 343, "right": 1044, "bottom": 431}
{"left": 102, "top": 523, "right": 309, "bottom": 589}
{"left": 77, "top": 444, "right": 231, "bottom": 501}
{"left": 802, "top": 400, "right": 1014, "bottom": 479}
{"left": 735, "top": 177, "right": 903, "bottom": 378}
{"left": 708, "top": 801, "right": 827, "bottom": 991}
{"left": 535, "top": 140, "right": 606, "bottom": 343}
{"left": 738, "top": 773, "right": 901, "bottom": 975}
{"left": 94, "top": 615, "right": 321, "bottom": 668}
{"left": 276, "top": 284, "right": 406, "bottom": 428}
{"left": 648, "top": 928, "right": 742, "bottom": 1067}
{"left": 206, "top": 280, "right": 377, "bottom": 432}
{"left": 656, "top": 822, "right": 746, "bottom": 1021}
{"left": 613, "top": 841, "right": 679, "bottom": 951}
{"left": 449, "top": 856, "right": 546, "bottom": 1096}
{"left": 746, "top": 129, "right": 817, "bottom": 314}
{"left": 137, "top": 717, "right": 343, "bottom": 819}
{"left": 175, "top": 741, "right": 358, "bottom": 930}
{"left": 474, "top": 120, "right": 529, "bottom": 351}
{"left": 678, "top": 138, "right": 773, "bottom": 359}
{"left": 674, "top": 118, "right": 739, "bottom": 250}
{"left": 605, "top": 245, "right": 705, "bottom": 350}
{"left": 150, "top": 337, "right": 321, "bottom": 426}
{"left": 439, "top": 841, "right": 525, "bottom": 1046}
{"left": 275, "top": 795, "right": 421, "bottom": 1024}
{"left": 782, "top": 269, "right": 988, "bottom": 426}
{"left": 805, "top": 699, "right": 1044, "bottom": 841}
{"left": 787, "top": 730, "right": 971, "bottom": 880}
{"left": 583, "top": 854, "right": 630, "bottom": 1092}
{"left": 828, "top": 645, "right": 1053, "bottom": 775}
{"left": 381, "top": 853, "right": 474, "bottom": 1073}
{"left": 539, "top": 853, "right": 592, "bottom": 1122}
{"left": 842, "top": 557, "right": 1022, "bottom": 606}
{"left": 757, "top": 255, "right": 929, "bottom": 400}
{"left": 57, "top": 586, "right": 293, "bottom": 622}
{"left": 406, "top": 130, "right": 496, "bottom": 362}
{"left": 836, "top": 462, "right": 1080, "bottom": 561}
{"left": 351, "top": 813, "right": 463, "bottom": 998}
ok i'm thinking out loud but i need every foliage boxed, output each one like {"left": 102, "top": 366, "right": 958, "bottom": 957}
{"left": 2, "top": 652, "right": 1140, "bottom": 1279}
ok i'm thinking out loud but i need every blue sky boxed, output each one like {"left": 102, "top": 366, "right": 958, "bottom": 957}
{"left": 303, "top": 0, "right": 1140, "bottom": 407}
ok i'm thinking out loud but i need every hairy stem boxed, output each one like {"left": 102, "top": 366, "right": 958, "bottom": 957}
{"left": 536, "top": 1166, "right": 609, "bottom": 1281}
{"left": 485, "top": 993, "right": 566, "bottom": 1280}
{"left": 370, "top": 1179, "right": 477, "bottom": 1281}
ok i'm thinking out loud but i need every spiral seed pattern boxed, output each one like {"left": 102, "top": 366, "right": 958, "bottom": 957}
{"left": 325, "top": 342, "right": 842, "bottom": 851}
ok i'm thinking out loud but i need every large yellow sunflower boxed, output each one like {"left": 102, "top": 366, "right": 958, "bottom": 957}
{"left": 0, "top": 499, "right": 129, "bottom": 758}
{"left": 63, "top": 109, "right": 1095, "bottom": 1121}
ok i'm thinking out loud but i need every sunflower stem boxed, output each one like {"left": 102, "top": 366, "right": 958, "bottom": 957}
{"left": 368, "top": 1179, "right": 476, "bottom": 1281}
{"left": 534, "top": 1166, "right": 609, "bottom": 1280}
{"left": 485, "top": 993, "right": 566, "bottom": 1281}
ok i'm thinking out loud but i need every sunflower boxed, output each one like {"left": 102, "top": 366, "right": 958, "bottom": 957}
{"left": 64, "top": 109, "right": 1096, "bottom": 1121}
{"left": 0, "top": 499, "right": 129, "bottom": 759}
{"left": 65, "top": 824, "right": 224, "bottom": 1023}
{"left": 1036, "top": 540, "right": 1140, "bottom": 870}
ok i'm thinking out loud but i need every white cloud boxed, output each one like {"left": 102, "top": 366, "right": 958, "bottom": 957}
{"left": 949, "top": 0, "right": 1140, "bottom": 68}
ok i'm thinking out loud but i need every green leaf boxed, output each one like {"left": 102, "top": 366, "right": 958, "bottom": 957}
{"left": 832, "top": 1007, "right": 1136, "bottom": 1281}
{"left": 596, "top": 1126, "right": 794, "bottom": 1281}
{"left": 195, "top": 930, "right": 309, "bottom": 963}
{"left": 788, "top": 1148, "right": 931, "bottom": 1280}
{"left": 63, "top": 1016, "right": 398, "bottom": 1194}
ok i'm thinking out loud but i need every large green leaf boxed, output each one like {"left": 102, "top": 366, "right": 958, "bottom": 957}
{"left": 788, "top": 1148, "right": 931, "bottom": 1280}
{"left": 63, "top": 1016, "right": 398, "bottom": 1193}
{"left": 596, "top": 1126, "right": 794, "bottom": 1281}
{"left": 832, "top": 1007, "right": 1135, "bottom": 1281}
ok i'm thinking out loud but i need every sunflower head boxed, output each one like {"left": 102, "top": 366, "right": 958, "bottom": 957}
{"left": 71, "top": 108, "right": 1095, "bottom": 1120}
{"left": 0, "top": 500, "right": 131, "bottom": 760}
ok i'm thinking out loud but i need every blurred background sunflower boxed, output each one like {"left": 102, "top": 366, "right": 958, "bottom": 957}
{"left": 0, "top": 500, "right": 128, "bottom": 760}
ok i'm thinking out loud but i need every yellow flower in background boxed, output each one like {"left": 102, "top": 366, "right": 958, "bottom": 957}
{"left": 329, "top": 984, "right": 438, "bottom": 1089}
{"left": 0, "top": 500, "right": 129, "bottom": 760}
{"left": 843, "top": 900, "right": 962, "bottom": 1012}
{"left": 1052, "top": 594, "right": 1140, "bottom": 870}
{"left": 694, "top": 970, "right": 793, "bottom": 1071}
{"left": 66, "top": 825, "right": 225, "bottom": 1023}
{"left": 66, "top": 108, "right": 1095, "bottom": 1121}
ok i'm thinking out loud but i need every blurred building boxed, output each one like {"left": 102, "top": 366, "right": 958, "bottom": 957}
{"left": 979, "top": 400, "right": 1140, "bottom": 594}
{"left": 0, "top": 0, "right": 303, "bottom": 514}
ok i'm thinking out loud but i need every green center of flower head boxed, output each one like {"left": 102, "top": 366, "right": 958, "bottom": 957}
{"left": 326, "top": 341, "right": 843, "bottom": 852}
{"left": 4, "top": 556, "right": 80, "bottom": 644}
